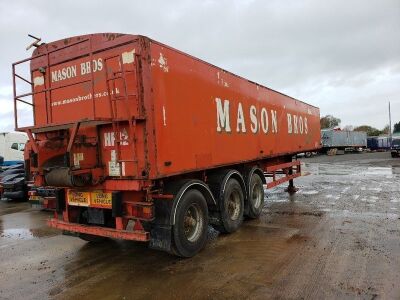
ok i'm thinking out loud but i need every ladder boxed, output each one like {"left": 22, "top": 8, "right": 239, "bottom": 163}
{"left": 104, "top": 52, "right": 143, "bottom": 177}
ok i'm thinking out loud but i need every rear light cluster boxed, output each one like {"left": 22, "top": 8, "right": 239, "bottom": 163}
{"left": 28, "top": 190, "right": 37, "bottom": 196}
{"left": 126, "top": 204, "right": 154, "bottom": 220}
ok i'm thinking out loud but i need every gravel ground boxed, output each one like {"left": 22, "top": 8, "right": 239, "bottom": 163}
{"left": 0, "top": 151, "right": 399, "bottom": 299}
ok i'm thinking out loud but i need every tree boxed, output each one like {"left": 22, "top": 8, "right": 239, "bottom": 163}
{"left": 354, "top": 125, "right": 382, "bottom": 136}
{"left": 320, "top": 115, "right": 341, "bottom": 129}
{"left": 394, "top": 122, "right": 400, "bottom": 133}
{"left": 382, "top": 125, "right": 390, "bottom": 135}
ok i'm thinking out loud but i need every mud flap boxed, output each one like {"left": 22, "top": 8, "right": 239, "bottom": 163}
{"left": 148, "top": 199, "right": 173, "bottom": 252}
{"left": 55, "top": 188, "right": 66, "bottom": 213}
{"left": 149, "top": 224, "right": 172, "bottom": 252}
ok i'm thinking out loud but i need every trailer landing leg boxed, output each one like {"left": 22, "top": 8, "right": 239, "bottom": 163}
{"left": 265, "top": 161, "right": 301, "bottom": 194}
{"left": 285, "top": 179, "right": 299, "bottom": 194}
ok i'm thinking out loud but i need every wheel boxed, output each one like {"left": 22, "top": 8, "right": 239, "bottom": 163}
{"left": 246, "top": 173, "right": 265, "bottom": 219}
{"left": 214, "top": 178, "right": 244, "bottom": 234}
{"left": 172, "top": 189, "right": 209, "bottom": 257}
{"left": 305, "top": 152, "right": 312, "bottom": 158}
{"left": 391, "top": 152, "right": 397, "bottom": 158}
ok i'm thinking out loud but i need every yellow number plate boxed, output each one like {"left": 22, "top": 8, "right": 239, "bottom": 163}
{"left": 68, "top": 191, "right": 90, "bottom": 206}
{"left": 29, "top": 195, "right": 43, "bottom": 201}
{"left": 67, "top": 191, "right": 112, "bottom": 208}
{"left": 90, "top": 192, "right": 112, "bottom": 208}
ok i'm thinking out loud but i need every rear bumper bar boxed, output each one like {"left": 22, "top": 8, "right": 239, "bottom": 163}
{"left": 47, "top": 219, "right": 150, "bottom": 242}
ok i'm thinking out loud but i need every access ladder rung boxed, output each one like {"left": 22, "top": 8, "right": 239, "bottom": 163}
{"left": 118, "top": 159, "right": 138, "bottom": 163}
{"left": 111, "top": 94, "right": 137, "bottom": 99}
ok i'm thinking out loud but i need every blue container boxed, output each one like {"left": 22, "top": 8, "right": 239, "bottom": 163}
{"left": 367, "top": 136, "right": 390, "bottom": 150}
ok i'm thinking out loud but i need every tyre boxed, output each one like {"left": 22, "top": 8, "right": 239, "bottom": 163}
{"left": 172, "top": 189, "right": 209, "bottom": 257}
{"left": 391, "top": 152, "right": 397, "bottom": 158}
{"left": 214, "top": 178, "right": 244, "bottom": 234}
{"left": 246, "top": 173, "right": 264, "bottom": 219}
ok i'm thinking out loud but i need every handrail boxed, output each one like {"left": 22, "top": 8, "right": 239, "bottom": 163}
{"left": 13, "top": 37, "right": 138, "bottom": 130}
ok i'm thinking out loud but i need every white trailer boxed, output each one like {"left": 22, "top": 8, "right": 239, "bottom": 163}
{"left": 0, "top": 132, "right": 28, "bottom": 165}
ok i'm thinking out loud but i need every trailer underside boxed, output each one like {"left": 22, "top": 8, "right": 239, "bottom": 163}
{"left": 41, "top": 159, "right": 302, "bottom": 256}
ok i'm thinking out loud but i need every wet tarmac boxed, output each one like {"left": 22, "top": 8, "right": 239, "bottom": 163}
{"left": 0, "top": 152, "right": 399, "bottom": 299}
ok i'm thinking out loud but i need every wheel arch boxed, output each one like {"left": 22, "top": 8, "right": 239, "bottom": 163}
{"left": 207, "top": 169, "right": 247, "bottom": 202}
{"left": 225, "top": 170, "right": 247, "bottom": 199}
{"left": 250, "top": 167, "right": 266, "bottom": 184}
{"left": 243, "top": 166, "right": 266, "bottom": 195}
{"left": 168, "top": 179, "right": 216, "bottom": 225}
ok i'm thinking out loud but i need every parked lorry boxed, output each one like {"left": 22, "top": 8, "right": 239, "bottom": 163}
{"left": 390, "top": 138, "right": 400, "bottom": 157}
{"left": 0, "top": 163, "right": 27, "bottom": 201}
{"left": 13, "top": 33, "right": 320, "bottom": 256}
{"left": 321, "top": 129, "right": 366, "bottom": 153}
{"left": 0, "top": 132, "right": 27, "bottom": 166}
{"left": 367, "top": 136, "right": 391, "bottom": 151}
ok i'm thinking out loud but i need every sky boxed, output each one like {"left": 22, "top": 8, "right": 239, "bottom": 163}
{"left": 0, "top": 0, "right": 399, "bottom": 131}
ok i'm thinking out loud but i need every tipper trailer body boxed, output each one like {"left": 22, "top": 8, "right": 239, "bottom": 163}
{"left": 321, "top": 129, "right": 367, "bottom": 151}
{"left": 14, "top": 33, "right": 320, "bottom": 256}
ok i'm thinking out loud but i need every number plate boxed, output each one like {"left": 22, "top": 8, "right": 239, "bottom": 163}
{"left": 90, "top": 192, "right": 112, "bottom": 208}
{"left": 67, "top": 190, "right": 112, "bottom": 208}
{"left": 68, "top": 191, "right": 90, "bottom": 206}
{"left": 29, "top": 195, "right": 43, "bottom": 204}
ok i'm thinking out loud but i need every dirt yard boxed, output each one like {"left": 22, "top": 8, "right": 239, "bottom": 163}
{"left": 0, "top": 152, "right": 399, "bottom": 299}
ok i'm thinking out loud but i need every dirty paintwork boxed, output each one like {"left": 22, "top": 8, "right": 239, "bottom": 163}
{"left": 14, "top": 33, "right": 320, "bottom": 182}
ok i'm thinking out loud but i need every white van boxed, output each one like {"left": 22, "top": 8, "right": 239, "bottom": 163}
{"left": 0, "top": 132, "right": 28, "bottom": 165}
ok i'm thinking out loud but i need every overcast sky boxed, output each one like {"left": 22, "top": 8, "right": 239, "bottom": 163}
{"left": 0, "top": 0, "right": 399, "bottom": 131}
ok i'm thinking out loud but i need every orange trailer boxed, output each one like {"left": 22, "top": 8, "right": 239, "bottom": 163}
{"left": 14, "top": 33, "right": 320, "bottom": 256}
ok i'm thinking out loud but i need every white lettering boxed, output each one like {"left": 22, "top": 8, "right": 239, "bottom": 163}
{"left": 97, "top": 58, "right": 103, "bottom": 71}
{"left": 293, "top": 115, "right": 298, "bottom": 134}
{"left": 51, "top": 71, "right": 58, "bottom": 82}
{"left": 261, "top": 108, "right": 269, "bottom": 133}
{"left": 213, "top": 97, "right": 311, "bottom": 136}
{"left": 81, "top": 62, "right": 88, "bottom": 75}
{"left": 271, "top": 110, "right": 278, "bottom": 133}
{"left": 299, "top": 116, "right": 304, "bottom": 134}
{"left": 250, "top": 105, "right": 258, "bottom": 133}
{"left": 120, "top": 129, "right": 129, "bottom": 145}
{"left": 51, "top": 66, "right": 77, "bottom": 82}
{"left": 80, "top": 59, "right": 103, "bottom": 76}
{"left": 85, "top": 62, "right": 90, "bottom": 74}
{"left": 104, "top": 132, "right": 114, "bottom": 147}
{"left": 104, "top": 130, "right": 129, "bottom": 147}
{"left": 236, "top": 102, "right": 246, "bottom": 132}
{"left": 215, "top": 98, "right": 231, "bottom": 132}
{"left": 287, "top": 113, "right": 292, "bottom": 134}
